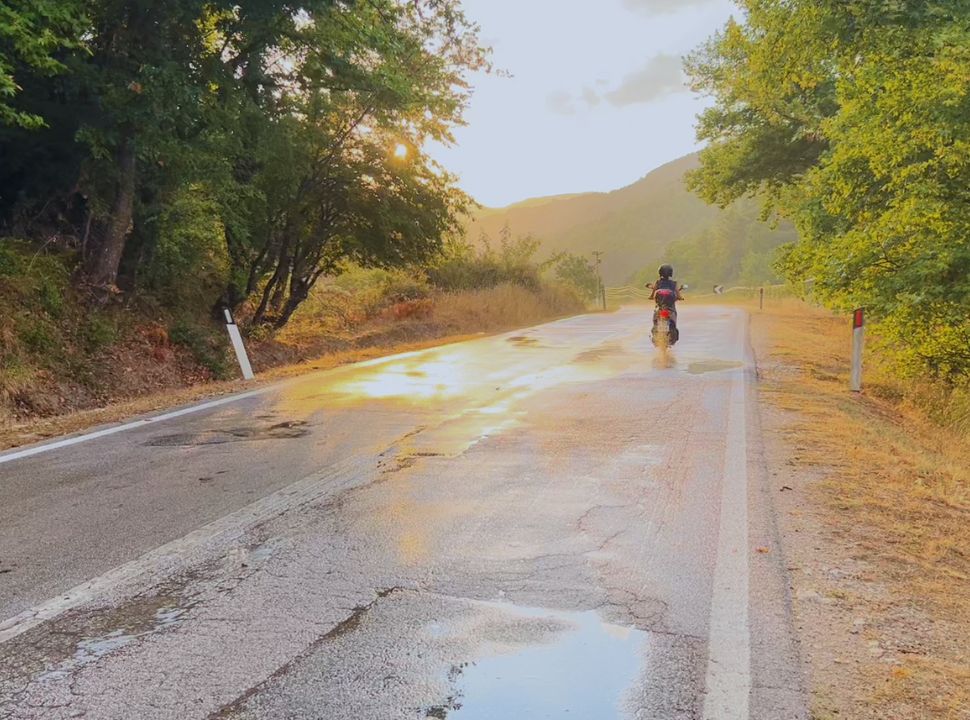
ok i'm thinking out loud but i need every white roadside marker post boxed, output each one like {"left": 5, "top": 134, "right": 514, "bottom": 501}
{"left": 224, "top": 309, "right": 255, "bottom": 381}
{"left": 850, "top": 308, "right": 865, "bottom": 392}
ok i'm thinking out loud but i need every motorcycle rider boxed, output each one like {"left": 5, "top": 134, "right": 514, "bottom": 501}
{"left": 647, "top": 264, "right": 684, "bottom": 302}
{"left": 646, "top": 264, "right": 684, "bottom": 343}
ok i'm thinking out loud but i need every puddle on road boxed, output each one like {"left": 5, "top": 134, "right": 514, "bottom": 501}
{"left": 146, "top": 420, "right": 310, "bottom": 447}
{"left": 685, "top": 360, "right": 743, "bottom": 375}
{"left": 574, "top": 342, "right": 629, "bottom": 364}
{"left": 506, "top": 336, "right": 548, "bottom": 349}
{"left": 35, "top": 597, "right": 190, "bottom": 682}
{"left": 429, "top": 604, "right": 645, "bottom": 719}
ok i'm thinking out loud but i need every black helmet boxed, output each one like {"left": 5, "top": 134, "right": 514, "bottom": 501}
{"left": 658, "top": 264, "right": 674, "bottom": 279}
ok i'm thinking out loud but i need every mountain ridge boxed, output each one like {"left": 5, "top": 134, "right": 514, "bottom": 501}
{"left": 465, "top": 154, "right": 727, "bottom": 285}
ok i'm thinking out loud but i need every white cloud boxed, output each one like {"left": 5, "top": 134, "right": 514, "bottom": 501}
{"left": 623, "top": 0, "right": 719, "bottom": 14}
{"left": 604, "top": 54, "right": 685, "bottom": 106}
{"left": 581, "top": 86, "right": 602, "bottom": 108}
{"left": 546, "top": 90, "right": 577, "bottom": 115}
{"left": 547, "top": 54, "right": 685, "bottom": 114}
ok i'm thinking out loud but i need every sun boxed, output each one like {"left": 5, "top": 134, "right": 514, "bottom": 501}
{"left": 393, "top": 143, "right": 408, "bottom": 159}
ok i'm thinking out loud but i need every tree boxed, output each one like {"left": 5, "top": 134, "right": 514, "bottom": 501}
{"left": 213, "top": 0, "right": 487, "bottom": 326}
{"left": 0, "top": 0, "right": 84, "bottom": 129}
{"left": 687, "top": 0, "right": 970, "bottom": 379}
{"left": 0, "top": 0, "right": 488, "bottom": 323}
{"left": 554, "top": 253, "right": 600, "bottom": 300}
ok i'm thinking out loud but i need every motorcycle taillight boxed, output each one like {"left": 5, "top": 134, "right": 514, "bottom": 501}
{"left": 659, "top": 309, "right": 671, "bottom": 319}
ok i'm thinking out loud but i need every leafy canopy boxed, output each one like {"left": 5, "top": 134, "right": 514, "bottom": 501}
{"left": 688, "top": 0, "right": 970, "bottom": 380}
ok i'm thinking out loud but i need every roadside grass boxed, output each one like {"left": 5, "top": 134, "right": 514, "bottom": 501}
{"left": 735, "top": 297, "right": 970, "bottom": 718}
{"left": 432, "top": 283, "right": 584, "bottom": 332}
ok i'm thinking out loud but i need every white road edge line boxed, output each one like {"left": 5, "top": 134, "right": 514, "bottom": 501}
{"left": 702, "top": 326, "right": 752, "bottom": 718}
{"left": 0, "top": 455, "right": 366, "bottom": 645}
{"left": 0, "top": 390, "right": 272, "bottom": 466}
{"left": 0, "top": 312, "right": 605, "bottom": 467}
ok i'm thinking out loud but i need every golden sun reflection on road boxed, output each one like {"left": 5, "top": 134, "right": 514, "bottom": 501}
{"left": 327, "top": 334, "right": 627, "bottom": 567}
{"left": 334, "top": 352, "right": 475, "bottom": 402}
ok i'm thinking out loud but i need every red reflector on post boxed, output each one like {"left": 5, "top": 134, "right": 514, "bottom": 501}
{"left": 853, "top": 308, "right": 865, "bottom": 329}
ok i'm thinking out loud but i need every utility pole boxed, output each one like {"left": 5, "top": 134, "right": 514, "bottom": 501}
{"left": 592, "top": 251, "right": 605, "bottom": 310}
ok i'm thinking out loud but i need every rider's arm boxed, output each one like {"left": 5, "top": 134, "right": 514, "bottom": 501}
{"left": 676, "top": 284, "right": 685, "bottom": 301}
{"left": 646, "top": 282, "right": 656, "bottom": 299}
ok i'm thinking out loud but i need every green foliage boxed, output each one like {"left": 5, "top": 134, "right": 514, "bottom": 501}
{"left": 0, "top": 242, "right": 21, "bottom": 275}
{"left": 0, "top": 0, "right": 488, "bottom": 327}
{"left": 633, "top": 202, "right": 794, "bottom": 291}
{"left": 553, "top": 253, "right": 600, "bottom": 300}
{"left": 169, "top": 320, "right": 231, "bottom": 379}
{"left": 0, "top": 0, "right": 84, "bottom": 128}
{"left": 16, "top": 316, "right": 59, "bottom": 356}
{"left": 81, "top": 315, "right": 117, "bottom": 351}
{"left": 0, "top": 238, "right": 71, "bottom": 303}
{"left": 144, "top": 186, "right": 228, "bottom": 308}
{"left": 688, "top": 0, "right": 970, "bottom": 380}
{"left": 428, "top": 230, "right": 543, "bottom": 292}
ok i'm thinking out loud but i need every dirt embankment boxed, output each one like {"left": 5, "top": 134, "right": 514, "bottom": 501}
{"left": 747, "top": 299, "right": 970, "bottom": 719}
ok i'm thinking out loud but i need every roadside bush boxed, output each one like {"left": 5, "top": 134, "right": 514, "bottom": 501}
{"left": 428, "top": 234, "right": 543, "bottom": 292}
{"left": 82, "top": 315, "right": 119, "bottom": 352}
{"left": 170, "top": 320, "right": 232, "bottom": 379}
{"left": 385, "top": 298, "right": 434, "bottom": 321}
{"left": 0, "top": 242, "right": 23, "bottom": 276}
{"left": 283, "top": 265, "right": 434, "bottom": 336}
{"left": 143, "top": 187, "right": 229, "bottom": 309}
{"left": 17, "top": 317, "right": 59, "bottom": 357}
{"left": 553, "top": 253, "right": 599, "bottom": 300}
{"left": 433, "top": 283, "right": 583, "bottom": 332}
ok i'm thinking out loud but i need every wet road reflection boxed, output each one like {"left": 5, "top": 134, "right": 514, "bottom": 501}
{"left": 441, "top": 603, "right": 646, "bottom": 719}
{"left": 0, "top": 306, "right": 783, "bottom": 720}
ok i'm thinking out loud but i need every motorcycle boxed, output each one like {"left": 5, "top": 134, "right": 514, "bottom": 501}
{"left": 647, "top": 284, "right": 687, "bottom": 347}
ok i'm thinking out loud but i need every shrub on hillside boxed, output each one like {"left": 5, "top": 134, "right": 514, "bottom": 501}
{"left": 142, "top": 187, "right": 230, "bottom": 309}
{"left": 169, "top": 320, "right": 231, "bottom": 379}
{"left": 428, "top": 234, "right": 543, "bottom": 292}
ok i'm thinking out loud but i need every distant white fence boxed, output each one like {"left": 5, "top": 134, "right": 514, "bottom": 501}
{"left": 604, "top": 286, "right": 653, "bottom": 303}
{"left": 605, "top": 284, "right": 792, "bottom": 305}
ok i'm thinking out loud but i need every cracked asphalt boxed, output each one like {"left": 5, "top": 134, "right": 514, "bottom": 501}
{"left": 0, "top": 307, "right": 808, "bottom": 719}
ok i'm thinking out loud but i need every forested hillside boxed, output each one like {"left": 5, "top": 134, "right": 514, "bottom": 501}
{"left": 632, "top": 202, "right": 797, "bottom": 291}
{"left": 466, "top": 154, "right": 793, "bottom": 286}
{"left": 688, "top": 0, "right": 970, "bottom": 381}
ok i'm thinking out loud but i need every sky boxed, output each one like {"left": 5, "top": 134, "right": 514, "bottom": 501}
{"left": 427, "top": 0, "right": 737, "bottom": 208}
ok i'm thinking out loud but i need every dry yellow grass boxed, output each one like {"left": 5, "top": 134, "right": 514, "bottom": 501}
{"left": 734, "top": 297, "right": 970, "bottom": 718}
{"left": 433, "top": 283, "right": 585, "bottom": 332}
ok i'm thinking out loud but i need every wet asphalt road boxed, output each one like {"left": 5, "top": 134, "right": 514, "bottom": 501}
{"left": 0, "top": 307, "right": 808, "bottom": 719}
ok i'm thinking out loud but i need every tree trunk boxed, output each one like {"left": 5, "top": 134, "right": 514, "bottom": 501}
{"left": 212, "top": 283, "right": 246, "bottom": 322}
{"left": 85, "top": 134, "right": 136, "bottom": 289}
{"left": 273, "top": 277, "right": 312, "bottom": 329}
{"left": 269, "top": 255, "right": 290, "bottom": 311}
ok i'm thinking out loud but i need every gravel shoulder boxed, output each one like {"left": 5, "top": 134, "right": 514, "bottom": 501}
{"left": 746, "top": 300, "right": 970, "bottom": 720}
